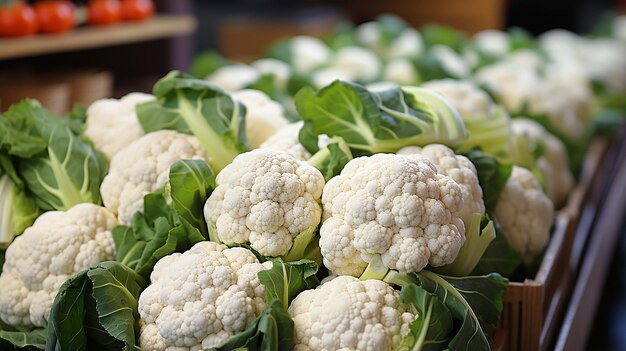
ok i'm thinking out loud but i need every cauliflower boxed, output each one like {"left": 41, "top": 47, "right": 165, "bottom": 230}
{"left": 0, "top": 203, "right": 117, "bottom": 329}
{"left": 331, "top": 46, "right": 382, "bottom": 83}
{"left": 397, "top": 144, "right": 485, "bottom": 227}
{"left": 430, "top": 45, "right": 471, "bottom": 78}
{"left": 204, "top": 149, "right": 324, "bottom": 258}
{"left": 473, "top": 29, "right": 510, "bottom": 57}
{"left": 251, "top": 58, "right": 292, "bottom": 89}
{"left": 511, "top": 118, "right": 574, "bottom": 206}
{"left": 231, "top": 89, "right": 289, "bottom": 148}
{"left": 311, "top": 67, "right": 353, "bottom": 90}
{"left": 356, "top": 21, "right": 423, "bottom": 59}
{"left": 384, "top": 58, "right": 418, "bottom": 85}
{"left": 290, "top": 36, "right": 332, "bottom": 74}
{"left": 84, "top": 92, "right": 155, "bottom": 161}
{"left": 474, "top": 62, "right": 584, "bottom": 139}
{"left": 100, "top": 130, "right": 207, "bottom": 225}
{"left": 260, "top": 122, "right": 312, "bottom": 161}
{"left": 320, "top": 153, "right": 465, "bottom": 276}
{"left": 421, "top": 79, "right": 494, "bottom": 121}
{"left": 138, "top": 241, "right": 272, "bottom": 350}
{"left": 495, "top": 166, "right": 554, "bottom": 262}
{"left": 206, "top": 64, "right": 260, "bottom": 92}
{"left": 289, "top": 275, "right": 416, "bottom": 351}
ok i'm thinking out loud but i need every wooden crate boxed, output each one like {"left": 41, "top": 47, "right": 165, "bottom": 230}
{"left": 494, "top": 138, "right": 611, "bottom": 351}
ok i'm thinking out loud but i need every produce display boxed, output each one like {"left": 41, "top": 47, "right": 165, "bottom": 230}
{"left": 1, "top": 13, "right": 625, "bottom": 351}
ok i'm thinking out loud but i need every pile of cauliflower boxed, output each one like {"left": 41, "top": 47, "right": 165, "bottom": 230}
{"left": 1, "top": 13, "right": 622, "bottom": 351}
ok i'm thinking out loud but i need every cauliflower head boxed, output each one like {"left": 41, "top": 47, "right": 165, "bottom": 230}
{"left": 138, "top": 241, "right": 272, "bottom": 350}
{"left": 100, "top": 130, "right": 207, "bottom": 225}
{"left": 320, "top": 153, "right": 466, "bottom": 276}
{"left": 290, "top": 36, "right": 332, "bottom": 74}
{"left": 397, "top": 144, "right": 485, "bottom": 227}
{"left": 206, "top": 64, "right": 260, "bottom": 92}
{"left": 475, "top": 62, "right": 583, "bottom": 139}
{"left": 384, "top": 58, "right": 418, "bottom": 85}
{"left": 204, "top": 149, "right": 324, "bottom": 258}
{"left": 288, "top": 275, "right": 416, "bottom": 351}
{"left": 511, "top": 118, "right": 574, "bottom": 207}
{"left": 0, "top": 203, "right": 117, "bottom": 328}
{"left": 260, "top": 122, "right": 312, "bottom": 161}
{"left": 495, "top": 166, "right": 554, "bottom": 262}
{"left": 473, "top": 29, "right": 510, "bottom": 57}
{"left": 331, "top": 46, "right": 382, "bottom": 83}
{"left": 84, "top": 92, "right": 155, "bottom": 161}
{"left": 421, "top": 79, "right": 495, "bottom": 121}
{"left": 231, "top": 89, "right": 289, "bottom": 148}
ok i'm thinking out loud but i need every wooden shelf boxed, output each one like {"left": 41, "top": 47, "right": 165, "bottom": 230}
{"left": 0, "top": 15, "right": 196, "bottom": 60}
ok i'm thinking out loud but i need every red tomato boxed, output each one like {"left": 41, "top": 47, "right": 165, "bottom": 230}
{"left": 0, "top": 2, "right": 38, "bottom": 37}
{"left": 33, "top": 1, "right": 76, "bottom": 34}
{"left": 121, "top": 0, "right": 154, "bottom": 22}
{"left": 87, "top": 0, "right": 122, "bottom": 25}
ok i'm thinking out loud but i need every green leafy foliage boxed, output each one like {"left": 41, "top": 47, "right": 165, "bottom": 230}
{"left": 209, "top": 299, "right": 293, "bottom": 351}
{"left": 0, "top": 319, "right": 47, "bottom": 350}
{"left": 0, "top": 173, "right": 40, "bottom": 248}
{"left": 259, "top": 259, "right": 320, "bottom": 308}
{"left": 113, "top": 160, "right": 215, "bottom": 280}
{"left": 398, "top": 284, "right": 453, "bottom": 351}
{"left": 0, "top": 99, "right": 107, "bottom": 211}
{"left": 136, "top": 70, "right": 249, "bottom": 173}
{"left": 417, "top": 271, "right": 507, "bottom": 351}
{"left": 46, "top": 261, "right": 147, "bottom": 351}
{"left": 465, "top": 150, "right": 512, "bottom": 213}
{"left": 213, "top": 259, "right": 321, "bottom": 351}
{"left": 307, "top": 137, "right": 353, "bottom": 181}
{"left": 168, "top": 159, "right": 215, "bottom": 238}
{"left": 433, "top": 214, "right": 496, "bottom": 277}
{"left": 420, "top": 24, "right": 467, "bottom": 52}
{"left": 190, "top": 51, "right": 232, "bottom": 79}
{"left": 296, "top": 81, "right": 466, "bottom": 156}
{"left": 471, "top": 218, "right": 523, "bottom": 278}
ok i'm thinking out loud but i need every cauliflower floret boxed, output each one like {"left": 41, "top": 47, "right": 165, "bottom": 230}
{"left": 138, "top": 241, "right": 273, "bottom": 351}
{"left": 384, "top": 58, "right": 418, "bottom": 85}
{"left": 511, "top": 118, "right": 574, "bottom": 207}
{"left": 100, "top": 130, "right": 207, "bottom": 225}
{"left": 0, "top": 203, "right": 117, "bottom": 329}
{"left": 311, "top": 68, "right": 354, "bottom": 90}
{"left": 421, "top": 79, "right": 495, "bottom": 121}
{"left": 231, "top": 89, "right": 289, "bottom": 148}
{"left": 430, "top": 45, "right": 471, "bottom": 78}
{"left": 320, "top": 153, "right": 465, "bottom": 276}
{"left": 251, "top": 58, "right": 292, "bottom": 89}
{"left": 397, "top": 144, "right": 485, "bottom": 227}
{"left": 260, "top": 122, "right": 312, "bottom": 161}
{"left": 331, "top": 46, "right": 382, "bottom": 83}
{"left": 204, "top": 149, "right": 324, "bottom": 258}
{"left": 357, "top": 21, "right": 423, "bottom": 59}
{"left": 206, "top": 64, "right": 260, "bottom": 92}
{"left": 290, "top": 36, "right": 332, "bottom": 74}
{"left": 474, "top": 30, "right": 510, "bottom": 57}
{"left": 474, "top": 62, "right": 583, "bottom": 139}
{"left": 495, "top": 166, "right": 554, "bottom": 262}
{"left": 84, "top": 92, "right": 155, "bottom": 161}
{"left": 289, "top": 276, "right": 416, "bottom": 351}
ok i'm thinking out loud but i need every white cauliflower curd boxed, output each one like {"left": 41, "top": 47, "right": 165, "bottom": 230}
{"left": 138, "top": 241, "right": 272, "bottom": 350}
{"left": 495, "top": 166, "right": 554, "bottom": 262}
{"left": 84, "top": 92, "right": 155, "bottom": 160}
{"left": 100, "top": 130, "right": 207, "bottom": 225}
{"left": 319, "top": 153, "right": 466, "bottom": 276}
{"left": 0, "top": 203, "right": 117, "bottom": 328}
{"left": 204, "top": 149, "right": 325, "bottom": 258}
{"left": 288, "top": 276, "right": 416, "bottom": 351}
{"left": 231, "top": 89, "right": 289, "bottom": 148}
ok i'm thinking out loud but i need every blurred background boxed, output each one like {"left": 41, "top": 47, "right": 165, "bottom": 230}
{"left": 1, "top": 0, "right": 625, "bottom": 113}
